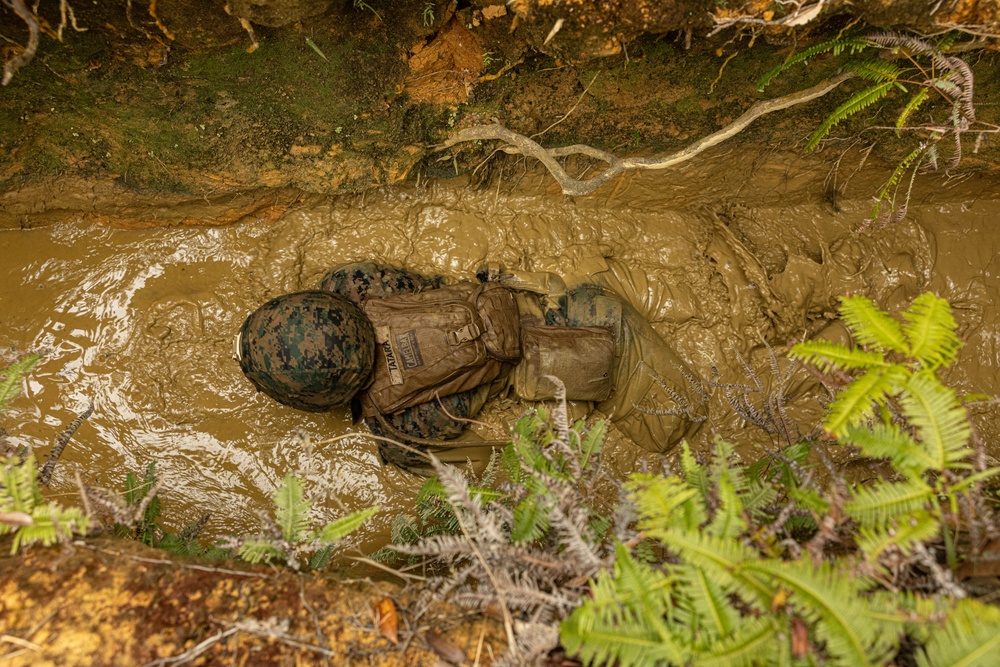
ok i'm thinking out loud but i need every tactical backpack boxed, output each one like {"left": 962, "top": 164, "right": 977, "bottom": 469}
{"left": 361, "top": 282, "right": 521, "bottom": 415}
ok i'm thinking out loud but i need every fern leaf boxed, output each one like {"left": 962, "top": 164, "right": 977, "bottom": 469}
{"left": 805, "top": 80, "right": 897, "bottom": 152}
{"left": 657, "top": 529, "right": 771, "bottom": 608}
{"left": 918, "top": 598, "right": 1000, "bottom": 667}
{"left": 628, "top": 473, "right": 704, "bottom": 534}
{"left": 902, "top": 293, "right": 962, "bottom": 370}
{"left": 757, "top": 36, "right": 872, "bottom": 90}
{"left": 562, "top": 543, "right": 686, "bottom": 667}
{"left": 314, "top": 505, "right": 379, "bottom": 544}
{"left": 746, "top": 559, "right": 898, "bottom": 666}
{"left": 273, "top": 472, "right": 312, "bottom": 543}
{"left": 692, "top": 617, "right": 781, "bottom": 667}
{"left": 843, "top": 422, "right": 937, "bottom": 477}
{"left": 845, "top": 59, "right": 904, "bottom": 82}
{"left": 871, "top": 145, "right": 926, "bottom": 222}
{"left": 11, "top": 504, "right": 89, "bottom": 554}
{"left": 0, "top": 456, "right": 40, "bottom": 514}
{"left": 838, "top": 295, "right": 909, "bottom": 354}
{"left": 511, "top": 495, "right": 551, "bottom": 544}
{"left": 681, "top": 563, "right": 738, "bottom": 638}
{"left": 0, "top": 354, "right": 40, "bottom": 412}
{"left": 900, "top": 371, "right": 971, "bottom": 469}
{"left": 238, "top": 538, "right": 284, "bottom": 564}
{"left": 845, "top": 479, "right": 934, "bottom": 529}
{"left": 788, "top": 341, "right": 889, "bottom": 372}
{"left": 824, "top": 367, "right": 903, "bottom": 439}
{"left": 856, "top": 508, "right": 940, "bottom": 559}
{"left": 896, "top": 87, "right": 930, "bottom": 131}
{"left": 579, "top": 419, "right": 606, "bottom": 470}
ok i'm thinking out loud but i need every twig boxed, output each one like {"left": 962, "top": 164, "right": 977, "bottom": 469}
{"left": 141, "top": 628, "right": 238, "bottom": 667}
{"left": 347, "top": 556, "right": 430, "bottom": 581}
{"left": 532, "top": 71, "right": 600, "bottom": 140}
{"left": 80, "top": 544, "right": 274, "bottom": 578}
{"left": 437, "top": 72, "right": 855, "bottom": 196}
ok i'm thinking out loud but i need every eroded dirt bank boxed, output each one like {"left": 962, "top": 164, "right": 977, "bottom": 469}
{"left": 0, "top": 537, "right": 504, "bottom": 666}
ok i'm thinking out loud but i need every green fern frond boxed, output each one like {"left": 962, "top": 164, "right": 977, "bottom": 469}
{"left": 680, "top": 441, "right": 710, "bottom": 499}
{"left": 839, "top": 295, "right": 909, "bottom": 354}
{"left": 901, "top": 293, "right": 961, "bottom": 370}
{"left": 563, "top": 543, "right": 686, "bottom": 667}
{"left": 900, "top": 371, "right": 971, "bottom": 469}
{"left": 788, "top": 341, "right": 890, "bottom": 373}
{"left": 843, "top": 422, "right": 937, "bottom": 477}
{"left": 314, "top": 505, "right": 379, "bottom": 544}
{"left": 238, "top": 538, "right": 284, "bottom": 564}
{"left": 628, "top": 473, "right": 704, "bottom": 535}
{"left": 692, "top": 617, "right": 782, "bottom": 667}
{"left": 680, "top": 563, "right": 738, "bottom": 638}
{"left": 0, "top": 354, "right": 40, "bottom": 412}
{"left": 805, "top": 80, "right": 898, "bottom": 152}
{"left": 1, "top": 455, "right": 41, "bottom": 514}
{"left": 11, "top": 504, "right": 90, "bottom": 553}
{"left": 757, "top": 36, "right": 873, "bottom": 90}
{"left": 856, "top": 508, "right": 940, "bottom": 559}
{"left": 845, "top": 478, "right": 935, "bottom": 529}
{"left": 706, "top": 451, "right": 747, "bottom": 540}
{"left": 579, "top": 419, "right": 606, "bottom": 470}
{"left": 511, "top": 495, "right": 551, "bottom": 543}
{"left": 896, "top": 87, "right": 930, "bottom": 131}
{"left": 657, "top": 529, "right": 771, "bottom": 608}
{"left": 273, "top": 472, "right": 312, "bottom": 543}
{"left": 746, "top": 559, "right": 898, "bottom": 666}
{"left": 845, "top": 59, "right": 905, "bottom": 82}
{"left": 824, "top": 367, "right": 904, "bottom": 438}
{"left": 871, "top": 145, "right": 925, "bottom": 222}
{"left": 917, "top": 598, "right": 1000, "bottom": 667}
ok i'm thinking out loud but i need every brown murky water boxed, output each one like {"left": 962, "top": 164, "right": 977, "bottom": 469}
{"left": 2, "top": 148, "right": 999, "bottom": 548}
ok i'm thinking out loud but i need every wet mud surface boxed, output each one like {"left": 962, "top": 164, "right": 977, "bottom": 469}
{"left": 2, "top": 148, "right": 1000, "bottom": 548}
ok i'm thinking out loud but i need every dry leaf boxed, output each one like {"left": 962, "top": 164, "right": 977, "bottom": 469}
{"left": 791, "top": 616, "right": 810, "bottom": 659}
{"left": 0, "top": 511, "right": 33, "bottom": 526}
{"left": 372, "top": 596, "right": 399, "bottom": 644}
{"left": 425, "top": 630, "right": 467, "bottom": 665}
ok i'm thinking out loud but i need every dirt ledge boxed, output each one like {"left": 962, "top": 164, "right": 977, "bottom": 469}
{"left": 0, "top": 536, "right": 506, "bottom": 666}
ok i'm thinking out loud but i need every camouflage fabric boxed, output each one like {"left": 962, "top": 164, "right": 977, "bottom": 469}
{"left": 320, "top": 263, "right": 490, "bottom": 469}
{"left": 238, "top": 290, "right": 375, "bottom": 412}
{"left": 320, "top": 262, "right": 443, "bottom": 305}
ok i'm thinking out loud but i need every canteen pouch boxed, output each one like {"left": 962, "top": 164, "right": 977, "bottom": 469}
{"left": 513, "top": 325, "right": 615, "bottom": 402}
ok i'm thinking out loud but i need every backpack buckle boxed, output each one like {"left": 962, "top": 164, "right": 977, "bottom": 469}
{"left": 448, "top": 323, "right": 480, "bottom": 345}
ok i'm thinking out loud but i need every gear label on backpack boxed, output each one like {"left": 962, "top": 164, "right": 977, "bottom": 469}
{"left": 375, "top": 326, "right": 404, "bottom": 385}
{"left": 396, "top": 330, "right": 424, "bottom": 370}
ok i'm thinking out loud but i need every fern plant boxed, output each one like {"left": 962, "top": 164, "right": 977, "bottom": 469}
{"left": 234, "top": 471, "right": 378, "bottom": 570}
{"left": 0, "top": 454, "right": 90, "bottom": 553}
{"left": 790, "top": 292, "right": 996, "bottom": 563}
{"left": 0, "top": 354, "right": 40, "bottom": 413}
{"left": 761, "top": 31, "right": 985, "bottom": 226}
{"left": 561, "top": 292, "right": 1000, "bottom": 667}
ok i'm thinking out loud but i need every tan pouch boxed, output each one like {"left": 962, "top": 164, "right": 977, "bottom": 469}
{"left": 362, "top": 282, "right": 520, "bottom": 415}
{"left": 513, "top": 326, "right": 615, "bottom": 402}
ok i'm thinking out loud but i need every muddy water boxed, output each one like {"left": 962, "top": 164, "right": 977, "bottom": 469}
{"left": 2, "top": 149, "right": 1000, "bottom": 548}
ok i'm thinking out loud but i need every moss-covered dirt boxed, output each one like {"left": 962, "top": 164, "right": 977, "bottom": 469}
{"left": 2, "top": 0, "right": 997, "bottom": 212}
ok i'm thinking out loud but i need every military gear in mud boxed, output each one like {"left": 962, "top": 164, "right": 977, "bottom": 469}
{"left": 236, "top": 290, "right": 375, "bottom": 412}
{"left": 236, "top": 261, "right": 708, "bottom": 475}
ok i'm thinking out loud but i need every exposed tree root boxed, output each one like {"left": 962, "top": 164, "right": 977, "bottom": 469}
{"left": 437, "top": 72, "right": 855, "bottom": 196}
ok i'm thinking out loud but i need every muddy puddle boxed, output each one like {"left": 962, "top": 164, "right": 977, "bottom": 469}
{"left": 2, "top": 147, "right": 1000, "bottom": 550}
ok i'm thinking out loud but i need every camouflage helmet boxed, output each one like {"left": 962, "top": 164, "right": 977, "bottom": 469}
{"left": 235, "top": 291, "right": 375, "bottom": 412}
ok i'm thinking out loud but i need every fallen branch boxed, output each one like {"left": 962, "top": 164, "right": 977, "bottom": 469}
{"left": 437, "top": 72, "right": 855, "bottom": 196}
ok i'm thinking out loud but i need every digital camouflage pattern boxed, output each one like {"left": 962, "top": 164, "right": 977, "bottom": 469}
{"left": 321, "top": 263, "right": 489, "bottom": 467}
{"left": 238, "top": 290, "right": 375, "bottom": 412}
{"left": 320, "top": 262, "right": 444, "bottom": 304}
